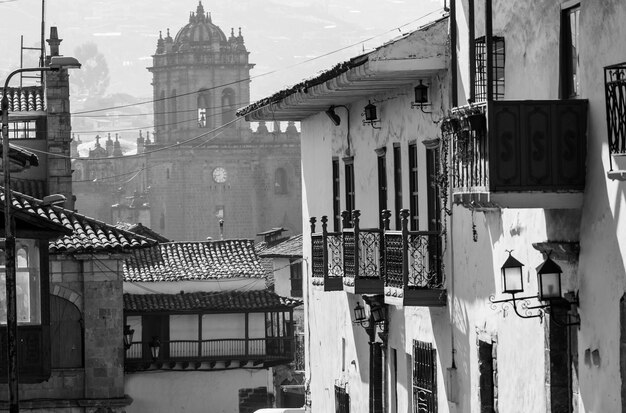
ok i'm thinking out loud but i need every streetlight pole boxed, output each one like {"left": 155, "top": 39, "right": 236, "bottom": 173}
{"left": 1, "top": 56, "right": 80, "bottom": 413}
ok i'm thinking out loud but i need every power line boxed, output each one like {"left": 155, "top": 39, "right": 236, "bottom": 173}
{"left": 70, "top": 9, "right": 445, "bottom": 115}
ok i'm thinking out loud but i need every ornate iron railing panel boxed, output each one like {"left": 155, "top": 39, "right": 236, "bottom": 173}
{"left": 383, "top": 231, "right": 403, "bottom": 289}
{"left": 343, "top": 230, "right": 356, "bottom": 279}
{"left": 407, "top": 232, "right": 443, "bottom": 289}
{"left": 311, "top": 234, "right": 325, "bottom": 279}
{"left": 358, "top": 229, "right": 381, "bottom": 278}
{"left": 605, "top": 63, "right": 626, "bottom": 157}
{"left": 327, "top": 233, "right": 343, "bottom": 278}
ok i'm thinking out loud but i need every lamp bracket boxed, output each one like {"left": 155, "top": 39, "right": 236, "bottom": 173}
{"left": 489, "top": 293, "right": 544, "bottom": 321}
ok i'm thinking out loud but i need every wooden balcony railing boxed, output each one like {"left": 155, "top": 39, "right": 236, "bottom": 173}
{"left": 125, "top": 337, "right": 293, "bottom": 371}
{"left": 310, "top": 209, "right": 445, "bottom": 306}
{"left": 310, "top": 216, "right": 343, "bottom": 291}
{"left": 446, "top": 100, "right": 587, "bottom": 209}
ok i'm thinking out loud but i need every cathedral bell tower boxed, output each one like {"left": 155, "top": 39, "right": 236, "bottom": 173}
{"left": 148, "top": 1, "right": 254, "bottom": 144}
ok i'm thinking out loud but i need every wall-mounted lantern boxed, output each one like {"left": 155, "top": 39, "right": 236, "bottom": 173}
{"left": 411, "top": 80, "right": 431, "bottom": 113}
{"left": 362, "top": 101, "right": 381, "bottom": 129}
{"left": 123, "top": 324, "right": 135, "bottom": 350}
{"left": 489, "top": 251, "right": 579, "bottom": 325}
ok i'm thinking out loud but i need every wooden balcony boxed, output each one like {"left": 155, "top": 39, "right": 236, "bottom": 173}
{"left": 446, "top": 100, "right": 588, "bottom": 209}
{"left": 309, "top": 210, "right": 445, "bottom": 306}
{"left": 382, "top": 210, "right": 446, "bottom": 307}
{"left": 125, "top": 337, "right": 294, "bottom": 372}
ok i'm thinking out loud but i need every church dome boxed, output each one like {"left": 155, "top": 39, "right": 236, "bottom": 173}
{"left": 172, "top": 1, "right": 228, "bottom": 51}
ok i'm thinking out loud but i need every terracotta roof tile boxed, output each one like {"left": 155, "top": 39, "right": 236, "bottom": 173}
{"left": 258, "top": 234, "right": 303, "bottom": 259}
{"left": 1, "top": 87, "right": 46, "bottom": 112}
{"left": 124, "top": 290, "right": 302, "bottom": 313}
{"left": 123, "top": 239, "right": 266, "bottom": 282}
{"left": 2, "top": 188, "right": 157, "bottom": 254}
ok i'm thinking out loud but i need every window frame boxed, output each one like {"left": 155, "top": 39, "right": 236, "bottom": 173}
{"left": 475, "top": 36, "right": 505, "bottom": 102}
{"left": 344, "top": 157, "right": 355, "bottom": 228}
{"left": 332, "top": 158, "right": 341, "bottom": 232}
{"left": 376, "top": 147, "right": 388, "bottom": 229}
{"left": 408, "top": 142, "right": 419, "bottom": 231}
{"left": 561, "top": 4, "right": 580, "bottom": 99}
{"left": 393, "top": 143, "right": 403, "bottom": 230}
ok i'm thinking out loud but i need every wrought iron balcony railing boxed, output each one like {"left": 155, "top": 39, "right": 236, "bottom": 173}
{"left": 605, "top": 63, "right": 626, "bottom": 163}
{"left": 125, "top": 337, "right": 294, "bottom": 372}
{"left": 310, "top": 209, "right": 445, "bottom": 306}
{"left": 444, "top": 99, "right": 587, "bottom": 209}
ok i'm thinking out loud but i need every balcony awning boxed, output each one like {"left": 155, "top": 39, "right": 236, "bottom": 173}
{"left": 237, "top": 15, "right": 449, "bottom": 122}
{"left": 0, "top": 144, "right": 39, "bottom": 173}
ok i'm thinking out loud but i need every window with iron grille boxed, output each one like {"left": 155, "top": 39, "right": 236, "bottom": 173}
{"left": 604, "top": 63, "right": 626, "bottom": 156}
{"left": 335, "top": 384, "right": 350, "bottom": 413}
{"left": 413, "top": 340, "right": 437, "bottom": 413}
{"left": 475, "top": 36, "right": 505, "bottom": 102}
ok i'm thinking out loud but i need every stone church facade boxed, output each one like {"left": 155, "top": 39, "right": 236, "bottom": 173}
{"left": 73, "top": 1, "right": 302, "bottom": 241}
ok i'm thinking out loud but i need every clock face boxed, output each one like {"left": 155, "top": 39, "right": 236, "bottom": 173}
{"left": 212, "top": 167, "right": 227, "bottom": 183}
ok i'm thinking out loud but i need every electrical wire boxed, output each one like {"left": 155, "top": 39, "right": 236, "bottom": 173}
{"left": 69, "top": 8, "right": 445, "bottom": 115}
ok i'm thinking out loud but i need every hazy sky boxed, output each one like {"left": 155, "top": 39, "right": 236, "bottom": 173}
{"left": 1, "top": 0, "right": 444, "bottom": 103}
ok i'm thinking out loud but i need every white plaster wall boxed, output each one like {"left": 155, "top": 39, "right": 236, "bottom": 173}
{"left": 452, "top": 1, "right": 626, "bottom": 411}
{"left": 274, "top": 257, "right": 292, "bottom": 298}
{"left": 302, "top": 75, "right": 453, "bottom": 412}
{"left": 125, "top": 369, "right": 269, "bottom": 413}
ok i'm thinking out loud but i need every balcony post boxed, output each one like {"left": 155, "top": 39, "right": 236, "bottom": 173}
{"left": 352, "top": 210, "right": 361, "bottom": 279}
{"left": 400, "top": 209, "right": 410, "bottom": 290}
{"left": 382, "top": 210, "right": 391, "bottom": 231}
{"left": 321, "top": 216, "right": 329, "bottom": 279}
{"left": 341, "top": 210, "right": 350, "bottom": 229}
{"left": 309, "top": 216, "right": 316, "bottom": 233}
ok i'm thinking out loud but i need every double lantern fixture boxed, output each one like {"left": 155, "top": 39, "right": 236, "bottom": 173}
{"left": 353, "top": 299, "right": 386, "bottom": 331}
{"left": 489, "top": 251, "right": 579, "bottom": 326}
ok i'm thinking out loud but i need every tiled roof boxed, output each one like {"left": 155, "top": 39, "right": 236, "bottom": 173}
{"left": 3, "top": 188, "right": 158, "bottom": 254}
{"left": 124, "top": 290, "right": 302, "bottom": 313}
{"left": 1, "top": 87, "right": 46, "bottom": 112}
{"left": 115, "top": 222, "right": 170, "bottom": 243}
{"left": 123, "top": 239, "right": 266, "bottom": 282}
{"left": 258, "top": 234, "right": 303, "bottom": 259}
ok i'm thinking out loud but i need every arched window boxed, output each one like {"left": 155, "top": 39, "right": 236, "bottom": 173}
{"left": 275, "top": 168, "right": 288, "bottom": 194}
{"left": 197, "top": 90, "right": 210, "bottom": 128}
{"left": 170, "top": 89, "right": 178, "bottom": 126}
{"left": 50, "top": 295, "right": 83, "bottom": 368}
{"left": 221, "top": 88, "right": 236, "bottom": 125}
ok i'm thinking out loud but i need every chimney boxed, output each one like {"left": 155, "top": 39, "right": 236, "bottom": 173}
{"left": 46, "top": 26, "right": 62, "bottom": 57}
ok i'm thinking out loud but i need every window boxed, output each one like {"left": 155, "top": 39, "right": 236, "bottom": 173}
{"left": 408, "top": 142, "right": 419, "bottom": 231}
{"left": 376, "top": 148, "right": 388, "bottom": 229}
{"left": 221, "top": 88, "right": 236, "bottom": 125}
{"left": 475, "top": 36, "right": 505, "bottom": 101}
{"left": 275, "top": 168, "right": 288, "bottom": 194}
{"left": 561, "top": 4, "right": 580, "bottom": 98}
{"left": 426, "top": 146, "right": 441, "bottom": 233}
{"left": 605, "top": 63, "right": 626, "bottom": 155}
{"left": 413, "top": 340, "right": 436, "bottom": 413}
{"left": 50, "top": 296, "right": 83, "bottom": 368}
{"left": 478, "top": 339, "right": 496, "bottom": 412}
{"left": 332, "top": 158, "right": 341, "bottom": 231}
{"left": 344, "top": 157, "right": 355, "bottom": 227}
{"left": 8, "top": 120, "right": 40, "bottom": 139}
{"left": 290, "top": 259, "right": 302, "bottom": 297}
{"left": 0, "top": 240, "right": 42, "bottom": 325}
{"left": 335, "top": 384, "right": 350, "bottom": 413}
{"left": 197, "top": 91, "right": 210, "bottom": 128}
{"left": 393, "top": 144, "right": 402, "bottom": 229}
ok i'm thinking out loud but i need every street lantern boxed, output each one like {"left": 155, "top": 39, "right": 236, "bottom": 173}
{"left": 123, "top": 324, "right": 135, "bottom": 350}
{"left": 536, "top": 255, "right": 563, "bottom": 301}
{"left": 414, "top": 80, "right": 429, "bottom": 104}
{"left": 500, "top": 251, "right": 524, "bottom": 294}
{"left": 353, "top": 302, "right": 366, "bottom": 324}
